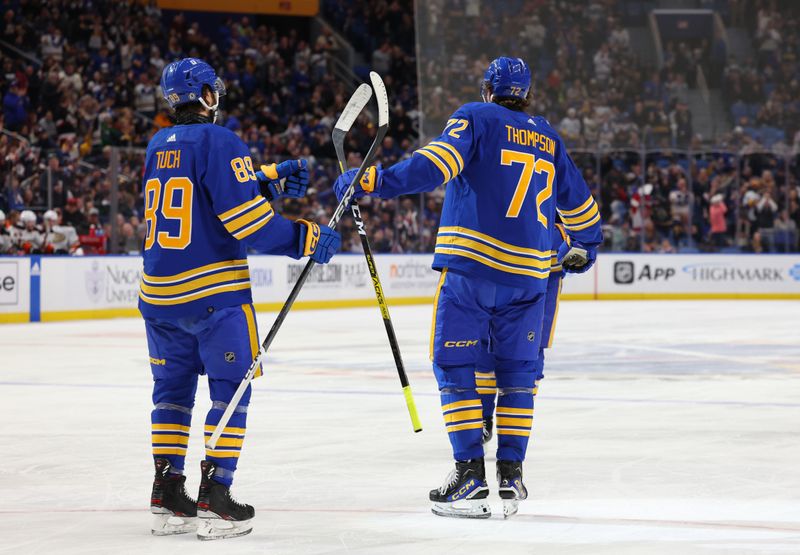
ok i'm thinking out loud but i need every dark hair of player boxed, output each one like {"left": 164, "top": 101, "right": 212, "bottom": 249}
{"left": 484, "top": 83, "right": 530, "bottom": 112}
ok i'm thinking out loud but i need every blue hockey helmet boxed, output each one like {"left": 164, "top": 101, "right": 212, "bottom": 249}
{"left": 481, "top": 57, "right": 531, "bottom": 102}
{"left": 160, "top": 58, "right": 226, "bottom": 111}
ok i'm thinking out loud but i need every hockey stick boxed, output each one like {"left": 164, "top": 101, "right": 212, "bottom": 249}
{"left": 206, "top": 82, "right": 380, "bottom": 450}
{"left": 333, "top": 74, "right": 422, "bottom": 433}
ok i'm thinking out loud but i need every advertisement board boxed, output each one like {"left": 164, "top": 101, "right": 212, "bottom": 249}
{"left": 1, "top": 253, "right": 799, "bottom": 323}
{"left": 596, "top": 254, "right": 800, "bottom": 299}
{"left": 0, "top": 258, "right": 30, "bottom": 323}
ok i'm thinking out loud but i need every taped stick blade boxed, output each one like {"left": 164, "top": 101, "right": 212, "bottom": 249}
{"left": 369, "top": 72, "right": 389, "bottom": 128}
{"left": 334, "top": 83, "right": 372, "bottom": 133}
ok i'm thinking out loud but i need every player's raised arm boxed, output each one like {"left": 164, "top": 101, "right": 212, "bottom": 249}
{"left": 331, "top": 109, "right": 476, "bottom": 201}
{"left": 203, "top": 134, "right": 340, "bottom": 263}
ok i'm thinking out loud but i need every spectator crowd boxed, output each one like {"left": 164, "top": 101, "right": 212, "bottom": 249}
{"left": 1, "top": 0, "right": 799, "bottom": 256}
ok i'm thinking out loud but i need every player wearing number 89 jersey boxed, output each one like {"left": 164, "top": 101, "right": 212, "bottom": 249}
{"left": 333, "top": 56, "right": 602, "bottom": 518}
{"left": 141, "top": 58, "right": 340, "bottom": 540}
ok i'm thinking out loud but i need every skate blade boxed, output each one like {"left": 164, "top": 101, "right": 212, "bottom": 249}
{"left": 151, "top": 513, "right": 197, "bottom": 535}
{"left": 502, "top": 499, "right": 519, "bottom": 519}
{"left": 431, "top": 499, "right": 491, "bottom": 519}
{"left": 197, "top": 516, "right": 253, "bottom": 541}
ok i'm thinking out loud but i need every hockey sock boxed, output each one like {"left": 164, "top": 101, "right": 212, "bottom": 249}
{"left": 475, "top": 370, "right": 497, "bottom": 420}
{"left": 151, "top": 375, "right": 198, "bottom": 473}
{"left": 495, "top": 359, "right": 537, "bottom": 461}
{"left": 204, "top": 379, "right": 251, "bottom": 487}
{"left": 434, "top": 363, "right": 484, "bottom": 461}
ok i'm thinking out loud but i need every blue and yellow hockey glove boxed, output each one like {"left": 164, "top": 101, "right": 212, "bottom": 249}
{"left": 557, "top": 241, "right": 597, "bottom": 274}
{"left": 333, "top": 164, "right": 382, "bottom": 203}
{"left": 296, "top": 219, "right": 341, "bottom": 264}
{"left": 257, "top": 159, "right": 309, "bottom": 201}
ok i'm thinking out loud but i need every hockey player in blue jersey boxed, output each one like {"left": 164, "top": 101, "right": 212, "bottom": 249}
{"left": 333, "top": 57, "right": 602, "bottom": 518}
{"left": 478, "top": 223, "right": 568, "bottom": 446}
{"left": 142, "top": 58, "right": 340, "bottom": 539}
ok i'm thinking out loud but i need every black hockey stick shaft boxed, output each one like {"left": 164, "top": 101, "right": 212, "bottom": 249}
{"left": 333, "top": 140, "right": 422, "bottom": 432}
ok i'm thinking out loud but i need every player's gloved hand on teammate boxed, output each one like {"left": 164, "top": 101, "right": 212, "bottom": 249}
{"left": 557, "top": 241, "right": 597, "bottom": 274}
{"left": 333, "top": 164, "right": 383, "bottom": 203}
{"left": 257, "top": 159, "right": 309, "bottom": 201}
{"left": 296, "top": 219, "right": 341, "bottom": 264}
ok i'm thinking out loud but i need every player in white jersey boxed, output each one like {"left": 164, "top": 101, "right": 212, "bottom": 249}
{"left": 43, "top": 210, "right": 80, "bottom": 254}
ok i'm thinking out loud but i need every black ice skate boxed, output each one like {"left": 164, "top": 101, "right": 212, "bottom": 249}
{"left": 497, "top": 459, "right": 528, "bottom": 518}
{"left": 196, "top": 460, "right": 254, "bottom": 540}
{"left": 150, "top": 458, "right": 198, "bottom": 535}
{"left": 481, "top": 416, "right": 494, "bottom": 445}
{"left": 429, "top": 459, "right": 490, "bottom": 519}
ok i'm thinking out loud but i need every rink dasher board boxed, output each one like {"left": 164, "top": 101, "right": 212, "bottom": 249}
{"left": 0, "top": 253, "right": 799, "bottom": 323}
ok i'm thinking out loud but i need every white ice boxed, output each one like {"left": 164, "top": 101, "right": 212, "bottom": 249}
{"left": 1, "top": 300, "right": 799, "bottom": 554}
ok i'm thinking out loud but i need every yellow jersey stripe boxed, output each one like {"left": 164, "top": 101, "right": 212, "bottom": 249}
{"left": 140, "top": 282, "right": 251, "bottom": 305}
{"left": 430, "top": 269, "right": 447, "bottom": 361}
{"left": 424, "top": 144, "right": 460, "bottom": 178}
{"left": 496, "top": 407, "right": 534, "bottom": 416}
{"left": 223, "top": 199, "right": 272, "bottom": 234}
{"left": 141, "top": 269, "right": 250, "bottom": 296}
{"left": 476, "top": 387, "right": 496, "bottom": 394}
{"left": 475, "top": 371, "right": 494, "bottom": 378}
{"left": 496, "top": 416, "right": 533, "bottom": 427}
{"left": 434, "top": 247, "right": 550, "bottom": 279}
{"left": 563, "top": 212, "right": 601, "bottom": 231}
{"left": 218, "top": 196, "right": 266, "bottom": 221}
{"left": 204, "top": 449, "right": 241, "bottom": 458}
{"left": 447, "top": 424, "right": 483, "bottom": 433}
{"left": 437, "top": 226, "right": 551, "bottom": 258}
{"left": 441, "top": 398, "right": 481, "bottom": 412}
{"left": 153, "top": 447, "right": 187, "bottom": 455}
{"left": 232, "top": 209, "right": 274, "bottom": 240}
{"left": 496, "top": 428, "right": 531, "bottom": 437}
{"left": 555, "top": 223, "right": 568, "bottom": 243}
{"left": 415, "top": 149, "right": 451, "bottom": 183}
{"left": 151, "top": 424, "right": 190, "bottom": 432}
{"left": 143, "top": 259, "right": 248, "bottom": 285}
{"left": 475, "top": 379, "right": 496, "bottom": 387}
{"left": 204, "top": 425, "right": 246, "bottom": 435}
{"left": 242, "top": 304, "right": 262, "bottom": 379}
{"left": 151, "top": 434, "right": 190, "bottom": 445}
{"left": 436, "top": 235, "right": 551, "bottom": 270}
{"left": 429, "top": 141, "right": 464, "bottom": 173}
{"left": 558, "top": 196, "right": 595, "bottom": 216}
{"left": 210, "top": 436, "right": 244, "bottom": 448}
{"left": 560, "top": 202, "right": 599, "bottom": 225}
{"left": 443, "top": 409, "right": 483, "bottom": 423}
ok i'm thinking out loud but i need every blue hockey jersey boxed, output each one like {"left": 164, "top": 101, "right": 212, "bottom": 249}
{"left": 138, "top": 123, "right": 303, "bottom": 318}
{"left": 376, "top": 102, "right": 602, "bottom": 291}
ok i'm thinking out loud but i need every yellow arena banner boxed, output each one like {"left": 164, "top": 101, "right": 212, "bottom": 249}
{"left": 156, "top": 0, "right": 318, "bottom": 16}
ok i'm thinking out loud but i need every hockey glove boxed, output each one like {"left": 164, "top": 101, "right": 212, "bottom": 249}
{"left": 557, "top": 241, "right": 597, "bottom": 274}
{"left": 296, "top": 219, "right": 341, "bottom": 264}
{"left": 333, "top": 164, "right": 382, "bottom": 203}
{"left": 257, "top": 159, "right": 309, "bottom": 201}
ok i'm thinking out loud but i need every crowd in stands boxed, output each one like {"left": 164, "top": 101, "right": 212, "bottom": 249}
{"left": 1, "top": 0, "right": 799, "bottom": 256}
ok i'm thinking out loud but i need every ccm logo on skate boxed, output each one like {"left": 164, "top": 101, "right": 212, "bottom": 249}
{"left": 452, "top": 479, "right": 475, "bottom": 500}
{"left": 444, "top": 340, "right": 478, "bottom": 348}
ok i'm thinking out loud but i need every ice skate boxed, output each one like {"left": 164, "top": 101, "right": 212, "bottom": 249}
{"left": 429, "top": 459, "right": 491, "bottom": 519}
{"left": 196, "top": 460, "right": 254, "bottom": 540}
{"left": 150, "top": 458, "right": 197, "bottom": 535}
{"left": 497, "top": 460, "right": 527, "bottom": 519}
{"left": 481, "top": 416, "right": 493, "bottom": 445}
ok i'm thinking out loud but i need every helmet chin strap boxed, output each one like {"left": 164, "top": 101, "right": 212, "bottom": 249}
{"left": 198, "top": 91, "right": 220, "bottom": 123}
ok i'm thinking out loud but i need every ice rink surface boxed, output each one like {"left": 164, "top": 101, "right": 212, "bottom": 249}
{"left": 1, "top": 300, "right": 799, "bottom": 554}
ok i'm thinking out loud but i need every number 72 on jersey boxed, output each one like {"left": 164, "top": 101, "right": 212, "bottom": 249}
{"left": 501, "top": 148, "right": 554, "bottom": 228}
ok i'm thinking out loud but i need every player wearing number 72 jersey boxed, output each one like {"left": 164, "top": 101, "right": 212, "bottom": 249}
{"left": 333, "top": 57, "right": 602, "bottom": 519}
{"left": 140, "top": 58, "right": 340, "bottom": 540}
